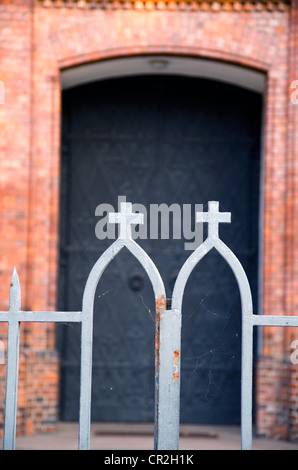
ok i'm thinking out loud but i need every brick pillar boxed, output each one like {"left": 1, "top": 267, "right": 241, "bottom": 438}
{"left": 256, "top": 0, "right": 298, "bottom": 441}
{"left": 0, "top": 0, "right": 33, "bottom": 437}
{"left": 0, "top": 0, "right": 59, "bottom": 437}
{"left": 287, "top": 0, "right": 298, "bottom": 441}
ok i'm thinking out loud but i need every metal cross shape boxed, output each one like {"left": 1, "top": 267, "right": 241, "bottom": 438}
{"left": 196, "top": 201, "right": 231, "bottom": 238}
{"left": 109, "top": 202, "right": 144, "bottom": 239}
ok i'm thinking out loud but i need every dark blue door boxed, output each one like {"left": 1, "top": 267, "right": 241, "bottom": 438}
{"left": 58, "top": 75, "right": 261, "bottom": 424}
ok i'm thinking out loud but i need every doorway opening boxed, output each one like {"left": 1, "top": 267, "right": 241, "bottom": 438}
{"left": 57, "top": 69, "right": 263, "bottom": 425}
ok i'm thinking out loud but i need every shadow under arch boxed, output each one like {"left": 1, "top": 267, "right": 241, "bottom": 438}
{"left": 61, "top": 54, "right": 266, "bottom": 95}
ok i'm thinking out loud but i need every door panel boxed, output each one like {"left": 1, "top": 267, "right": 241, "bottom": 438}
{"left": 58, "top": 75, "right": 261, "bottom": 424}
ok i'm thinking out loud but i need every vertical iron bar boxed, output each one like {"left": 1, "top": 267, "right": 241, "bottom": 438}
{"left": 154, "top": 294, "right": 167, "bottom": 450}
{"left": 154, "top": 297, "right": 161, "bottom": 450}
{"left": 3, "top": 269, "right": 21, "bottom": 450}
{"left": 241, "top": 314, "right": 253, "bottom": 450}
{"left": 156, "top": 308, "right": 181, "bottom": 450}
{"left": 78, "top": 305, "right": 93, "bottom": 450}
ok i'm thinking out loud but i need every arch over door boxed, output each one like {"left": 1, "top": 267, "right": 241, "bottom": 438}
{"left": 57, "top": 75, "right": 262, "bottom": 424}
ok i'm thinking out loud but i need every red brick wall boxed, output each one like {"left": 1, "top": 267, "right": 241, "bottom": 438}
{"left": 288, "top": 0, "right": 298, "bottom": 442}
{"left": 256, "top": 0, "right": 298, "bottom": 441}
{"left": 0, "top": 0, "right": 297, "bottom": 438}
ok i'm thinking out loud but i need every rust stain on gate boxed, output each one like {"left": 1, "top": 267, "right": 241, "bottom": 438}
{"left": 155, "top": 295, "right": 166, "bottom": 375}
{"left": 173, "top": 349, "right": 180, "bottom": 381}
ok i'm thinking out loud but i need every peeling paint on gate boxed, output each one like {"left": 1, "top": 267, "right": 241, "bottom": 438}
{"left": 154, "top": 294, "right": 166, "bottom": 450}
{"left": 154, "top": 294, "right": 166, "bottom": 379}
{"left": 173, "top": 349, "right": 180, "bottom": 382}
{"left": 155, "top": 295, "right": 166, "bottom": 366}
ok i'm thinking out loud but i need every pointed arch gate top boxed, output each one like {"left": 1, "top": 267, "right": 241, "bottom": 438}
{"left": 1, "top": 200, "right": 298, "bottom": 450}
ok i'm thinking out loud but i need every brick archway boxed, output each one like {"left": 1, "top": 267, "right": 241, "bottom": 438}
{"left": 31, "top": 20, "right": 286, "bottom": 320}
{"left": 60, "top": 54, "right": 266, "bottom": 92}
{"left": 21, "top": 8, "right": 292, "bottom": 437}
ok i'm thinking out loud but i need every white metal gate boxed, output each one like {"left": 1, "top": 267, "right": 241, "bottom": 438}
{"left": 1, "top": 200, "right": 298, "bottom": 450}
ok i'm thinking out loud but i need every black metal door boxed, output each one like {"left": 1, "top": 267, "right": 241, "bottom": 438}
{"left": 58, "top": 75, "right": 261, "bottom": 424}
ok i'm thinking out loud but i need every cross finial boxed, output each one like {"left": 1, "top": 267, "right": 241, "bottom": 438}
{"left": 109, "top": 202, "right": 144, "bottom": 240}
{"left": 196, "top": 201, "right": 231, "bottom": 239}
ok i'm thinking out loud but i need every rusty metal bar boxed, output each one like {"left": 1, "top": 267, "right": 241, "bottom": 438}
{"left": 157, "top": 307, "right": 181, "bottom": 449}
{"left": 78, "top": 239, "right": 123, "bottom": 450}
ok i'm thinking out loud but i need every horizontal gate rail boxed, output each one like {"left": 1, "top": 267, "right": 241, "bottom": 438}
{"left": 1, "top": 200, "right": 298, "bottom": 450}
{"left": 241, "top": 310, "right": 298, "bottom": 449}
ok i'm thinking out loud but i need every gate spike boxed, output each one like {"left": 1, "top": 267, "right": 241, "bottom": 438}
{"left": 9, "top": 267, "right": 21, "bottom": 312}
